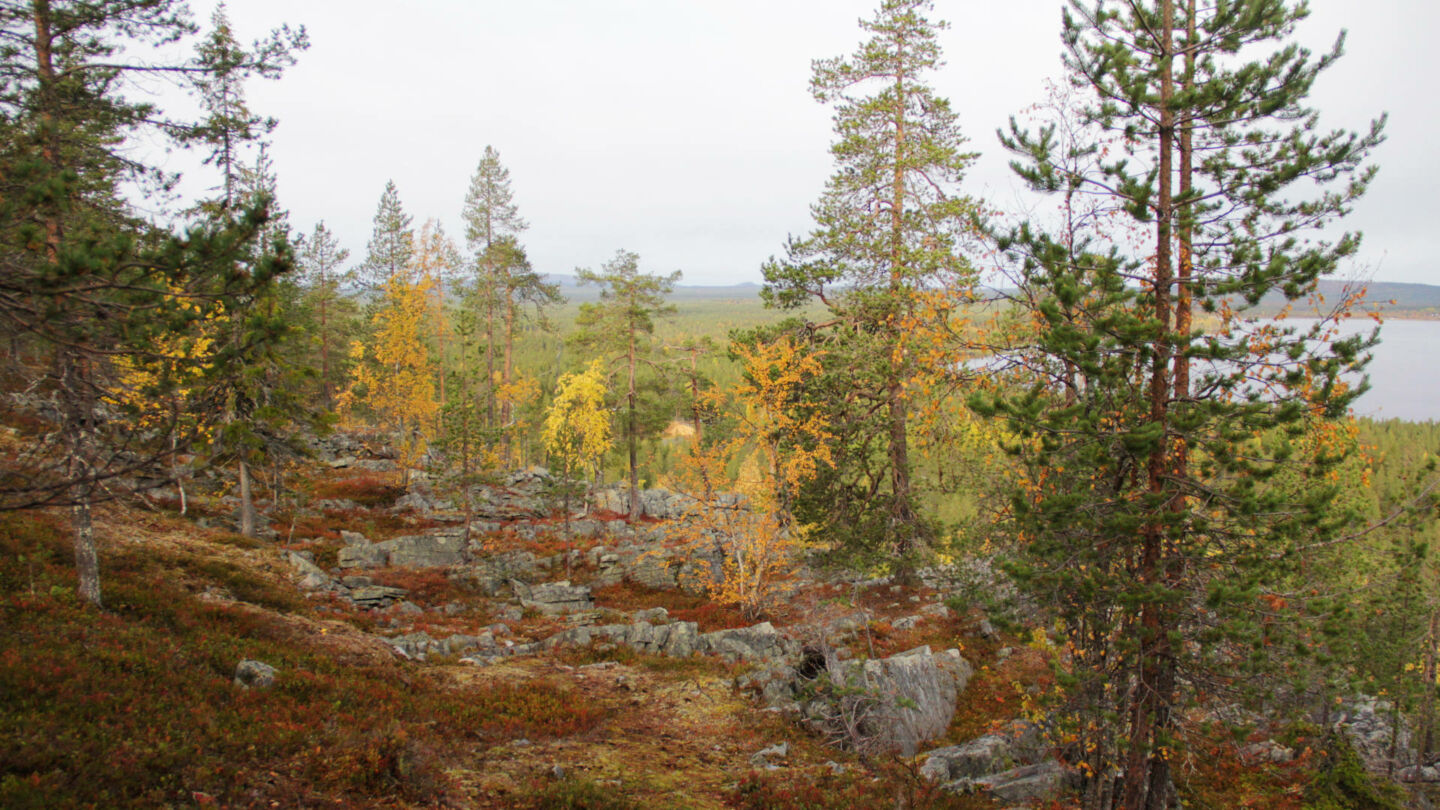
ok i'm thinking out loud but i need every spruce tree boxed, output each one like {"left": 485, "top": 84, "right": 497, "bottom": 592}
{"left": 761, "top": 0, "right": 978, "bottom": 572}
{"left": 981, "top": 1, "right": 1385, "bottom": 805}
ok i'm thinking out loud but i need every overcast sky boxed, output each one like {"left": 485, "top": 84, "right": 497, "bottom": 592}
{"left": 175, "top": 1, "right": 1437, "bottom": 287}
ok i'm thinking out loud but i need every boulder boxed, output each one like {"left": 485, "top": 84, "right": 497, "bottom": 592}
{"left": 234, "top": 659, "right": 277, "bottom": 689}
{"left": 1335, "top": 694, "right": 1418, "bottom": 772}
{"left": 824, "top": 645, "right": 973, "bottom": 757}
{"left": 286, "top": 551, "right": 334, "bottom": 591}
{"left": 699, "top": 622, "right": 795, "bottom": 663}
{"left": 349, "top": 585, "right": 409, "bottom": 609}
{"left": 949, "top": 760, "right": 1072, "bottom": 804}
{"left": 922, "top": 721, "right": 1047, "bottom": 782}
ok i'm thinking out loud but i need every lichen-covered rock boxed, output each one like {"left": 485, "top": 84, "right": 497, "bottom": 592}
{"left": 922, "top": 721, "right": 1047, "bottom": 782}
{"left": 823, "top": 645, "right": 973, "bottom": 757}
{"left": 287, "top": 551, "right": 334, "bottom": 591}
{"left": 338, "top": 543, "right": 388, "bottom": 569}
{"left": 513, "top": 579, "right": 594, "bottom": 615}
{"left": 699, "top": 622, "right": 795, "bottom": 663}
{"left": 379, "top": 531, "right": 467, "bottom": 568}
{"left": 348, "top": 585, "right": 409, "bottom": 609}
{"left": 947, "top": 760, "right": 1072, "bottom": 804}
{"left": 234, "top": 659, "right": 276, "bottom": 689}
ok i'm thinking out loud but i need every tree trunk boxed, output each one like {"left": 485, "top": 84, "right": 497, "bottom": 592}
{"left": 1423, "top": 607, "right": 1439, "bottom": 758}
{"left": 1121, "top": 2, "right": 1177, "bottom": 807}
{"left": 485, "top": 287, "right": 496, "bottom": 432}
{"left": 885, "top": 49, "right": 921, "bottom": 573}
{"left": 239, "top": 457, "right": 256, "bottom": 538}
{"left": 502, "top": 286, "right": 515, "bottom": 464}
{"left": 627, "top": 330, "right": 640, "bottom": 521}
{"left": 320, "top": 286, "right": 332, "bottom": 411}
{"left": 72, "top": 498, "right": 101, "bottom": 608}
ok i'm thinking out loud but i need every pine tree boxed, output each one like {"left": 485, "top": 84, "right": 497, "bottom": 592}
{"left": 184, "top": 3, "right": 302, "bottom": 209}
{"left": 462, "top": 145, "right": 528, "bottom": 251}
{"left": 0, "top": 0, "right": 303, "bottom": 605}
{"left": 461, "top": 147, "right": 550, "bottom": 450}
{"left": 982, "top": 1, "right": 1385, "bottom": 805}
{"left": 358, "top": 180, "right": 413, "bottom": 293}
{"left": 572, "top": 249, "right": 680, "bottom": 520}
{"left": 761, "top": 0, "right": 978, "bottom": 572}
{"left": 299, "top": 221, "right": 351, "bottom": 410}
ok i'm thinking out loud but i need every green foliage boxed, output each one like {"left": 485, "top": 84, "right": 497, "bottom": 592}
{"left": 982, "top": 0, "right": 1386, "bottom": 801}
{"left": 1303, "top": 735, "right": 1406, "bottom": 810}
{"left": 760, "top": 0, "right": 979, "bottom": 569}
{"left": 357, "top": 179, "right": 413, "bottom": 292}
{"left": 572, "top": 249, "right": 681, "bottom": 511}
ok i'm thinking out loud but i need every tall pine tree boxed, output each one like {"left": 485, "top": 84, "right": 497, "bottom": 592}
{"left": 762, "top": 0, "right": 978, "bottom": 573}
{"left": 981, "top": 1, "right": 1385, "bottom": 805}
{"left": 573, "top": 250, "right": 680, "bottom": 520}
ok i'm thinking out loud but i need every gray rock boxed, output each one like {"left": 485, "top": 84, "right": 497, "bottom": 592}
{"left": 341, "top": 575, "right": 373, "bottom": 588}
{"left": 349, "top": 585, "right": 409, "bottom": 608}
{"left": 381, "top": 532, "right": 467, "bottom": 568}
{"left": 922, "top": 722, "right": 1047, "bottom": 782}
{"left": 288, "top": 551, "right": 333, "bottom": 590}
{"left": 949, "top": 760, "right": 1071, "bottom": 804}
{"left": 699, "top": 622, "right": 795, "bottom": 663}
{"left": 338, "top": 543, "right": 389, "bottom": 569}
{"left": 234, "top": 659, "right": 277, "bottom": 689}
{"left": 513, "top": 579, "right": 594, "bottom": 615}
{"left": 826, "top": 646, "right": 973, "bottom": 757}
{"left": 1240, "top": 740, "right": 1296, "bottom": 764}
{"left": 749, "top": 742, "right": 789, "bottom": 767}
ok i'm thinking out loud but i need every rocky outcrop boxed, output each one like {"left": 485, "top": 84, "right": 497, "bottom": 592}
{"left": 948, "top": 760, "right": 1073, "bottom": 804}
{"left": 543, "top": 620, "right": 703, "bottom": 659}
{"left": 337, "top": 529, "right": 468, "bottom": 569}
{"left": 539, "top": 619, "right": 801, "bottom": 664}
{"left": 820, "top": 645, "right": 974, "bottom": 757}
{"left": 513, "top": 580, "right": 594, "bottom": 615}
{"left": 385, "top": 630, "right": 492, "bottom": 660}
{"left": 921, "top": 721, "right": 1047, "bottom": 782}
{"left": 1334, "top": 694, "right": 1419, "bottom": 773}
{"left": 349, "top": 585, "right": 410, "bottom": 610}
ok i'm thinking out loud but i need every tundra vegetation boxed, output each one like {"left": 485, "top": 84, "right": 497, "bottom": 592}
{"left": 1, "top": 0, "right": 1436, "bottom": 808}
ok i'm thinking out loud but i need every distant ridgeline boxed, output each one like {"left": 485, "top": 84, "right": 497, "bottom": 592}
{"left": 1245, "top": 279, "right": 1440, "bottom": 318}
{"left": 541, "top": 274, "right": 764, "bottom": 303}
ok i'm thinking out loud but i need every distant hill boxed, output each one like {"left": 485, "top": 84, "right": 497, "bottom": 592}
{"left": 543, "top": 273, "right": 763, "bottom": 303}
{"left": 541, "top": 274, "right": 1440, "bottom": 316}
{"left": 1253, "top": 279, "right": 1440, "bottom": 316}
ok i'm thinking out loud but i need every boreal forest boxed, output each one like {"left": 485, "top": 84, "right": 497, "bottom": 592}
{"left": 3, "top": 1, "right": 1439, "bottom": 808}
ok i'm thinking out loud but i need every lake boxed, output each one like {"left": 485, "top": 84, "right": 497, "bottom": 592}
{"left": 1287, "top": 318, "right": 1440, "bottom": 423}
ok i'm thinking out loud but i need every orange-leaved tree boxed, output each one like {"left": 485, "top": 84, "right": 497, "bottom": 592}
{"left": 675, "top": 336, "right": 834, "bottom": 621}
{"left": 341, "top": 232, "right": 439, "bottom": 485}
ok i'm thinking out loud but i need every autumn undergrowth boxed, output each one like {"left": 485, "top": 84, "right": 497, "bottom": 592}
{"left": 0, "top": 511, "right": 602, "bottom": 808}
